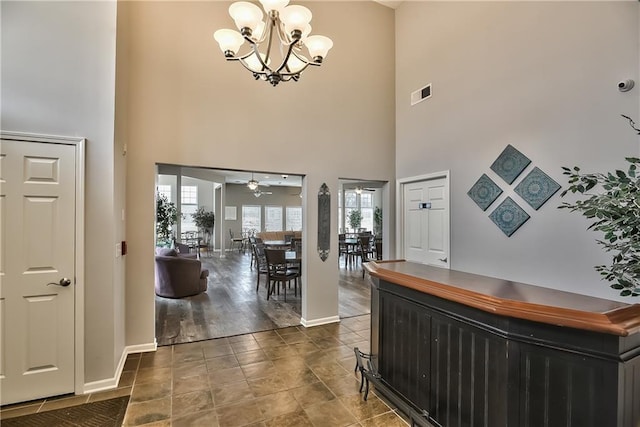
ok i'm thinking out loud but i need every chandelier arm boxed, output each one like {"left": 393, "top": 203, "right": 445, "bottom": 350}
{"left": 275, "top": 40, "right": 300, "bottom": 74}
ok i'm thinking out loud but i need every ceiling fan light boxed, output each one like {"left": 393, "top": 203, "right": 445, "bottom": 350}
{"left": 247, "top": 179, "right": 259, "bottom": 190}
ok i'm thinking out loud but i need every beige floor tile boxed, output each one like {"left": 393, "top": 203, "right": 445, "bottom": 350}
{"left": 206, "top": 354, "right": 240, "bottom": 370}
{"left": 248, "top": 374, "right": 291, "bottom": 397}
{"left": 241, "top": 360, "right": 278, "bottom": 380}
{"left": 203, "top": 343, "right": 235, "bottom": 358}
{"left": 173, "top": 361, "right": 208, "bottom": 380}
{"left": 123, "top": 397, "right": 171, "bottom": 426}
{"left": 208, "top": 366, "right": 246, "bottom": 385}
{"left": 215, "top": 400, "right": 265, "bottom": 427}
{"left": 263, "top": 344, "right": 300, "bottom": 360}
{"left": 139, "top": 352, "right": 172, "bottom": 369}
{"left": 89, "top": 386, "right": 133, "bottom": 402}
{"left": 323, "top": 374, "right": 363, "bottom": 397}
{"left": 304, "top": 399, "right": 358, "bottom": 427}
{"left": 172, "top": 389, "right": 214, "bottom": 418}
{"left": 0, "top": 403, "right": 42, "bottom": 419}
{"left": 255, "top": 390, "right": 301, "bottom": 419}
{"left": 340, "top": 394, "right": 391, "bottom": 422}
{"left": 135, "top": 366, "right": 172, "bottom": 385}
{"left": 173, "top": 374, "right": 209, "bottom": 395}
{"left": 212, "top": 379, "right": 255, "bottom": 407}
{"left": 264, "top": 408, "right": 314, "bottom": 427}
{"left": 291, "top": 382, "right": 336, "bottom": 408}
{"left": 130, "top": 380, "right": 172, "bottom": 403}
{"left": 310, "top": 360, "right": 350, "bottom": 381}
{"left": 172, "top": 409, "right": 219, "bottom": 427}
{"left": 360, "top": 410, "right": 410, "bottom": 427}
{"left": 236, "top": 349, "right": 269, "bottom": 366}
{"left": 231, "top": 340, "right": 262, "bottom": 353}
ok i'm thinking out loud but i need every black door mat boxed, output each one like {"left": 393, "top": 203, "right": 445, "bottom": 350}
{"left": 1, "top": 396, "right": 129, "bottom": 427}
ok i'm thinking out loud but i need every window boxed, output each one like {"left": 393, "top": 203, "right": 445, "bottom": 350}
{"left": 180, "top": 185, "right": 198, "bottom": 232}
{"left": 242, "top": 205, "right": 262, "bottom": 233}
{"left": 361, "top": 193, "right": 374, "bottom": 232}
{"left": 286, "top": 206, "right": 302, "bottom": 231}
{"left": 157, "top": 185, "right": 171, "bottom": 201}
{"left": 265, "top": 206, "right": 283, "bottom": 231}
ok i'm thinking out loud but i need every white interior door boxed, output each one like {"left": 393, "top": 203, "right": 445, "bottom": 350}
{"left": 402, "top": 176, "right": 449, "bottom": 267}
{"left": 0, "top": 139, "right": 76, "bottom": 405}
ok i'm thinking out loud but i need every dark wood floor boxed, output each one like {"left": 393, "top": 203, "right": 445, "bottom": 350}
{"left": 155, "top": 251, "right": 371, "bottom": 346}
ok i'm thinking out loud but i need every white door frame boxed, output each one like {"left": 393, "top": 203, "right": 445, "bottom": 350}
{"left": 1, "top": 130, "right": 85, "bottom": 397}
{"left": 396, "top": 170, "right": 450, "bottom": 261}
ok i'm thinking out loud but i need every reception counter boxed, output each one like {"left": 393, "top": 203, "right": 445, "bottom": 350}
{"left": 364, "top": 261, "right": 640, "bottom": 427}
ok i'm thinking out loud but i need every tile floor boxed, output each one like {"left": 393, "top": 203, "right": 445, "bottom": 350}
{"left": 1, "top": 314, "right": 409, "bottom": 427}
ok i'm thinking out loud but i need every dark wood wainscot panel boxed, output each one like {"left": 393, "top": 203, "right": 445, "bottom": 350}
{"left": 365, "top": 261, "right": 640, "bottom": 427}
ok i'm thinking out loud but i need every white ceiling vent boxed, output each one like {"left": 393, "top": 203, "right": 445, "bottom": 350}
{"left": 411, "top": 83, "right": 432, "bottom": 106}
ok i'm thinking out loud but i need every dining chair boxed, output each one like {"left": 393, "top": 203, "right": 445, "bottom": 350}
{"left": 264, "top": 248, "right": 300, "bottom": 301}
{"left": 358, "top": 236, "right": 374, "bottom": 278}
{"left": 253, "top": 243, "right": 269, "bottom": 292}
{"left": 229, "top": 229, "right": 244, "bottom": 252}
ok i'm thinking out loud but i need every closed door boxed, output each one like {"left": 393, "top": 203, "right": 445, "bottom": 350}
{"left": 0, "top": 139, "right": 76, "bottom": 405}
{"left": 403, "top": 176, "right": 449, "bottom": 267}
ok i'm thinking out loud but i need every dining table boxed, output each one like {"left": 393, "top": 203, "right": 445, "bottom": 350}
{"left": 263, "top": 240, "right": 289, "bottom": 248}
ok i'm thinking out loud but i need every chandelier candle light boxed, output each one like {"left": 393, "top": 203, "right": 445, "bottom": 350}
{"left": 214, "top": 0, "right": 333, "bottom": 86}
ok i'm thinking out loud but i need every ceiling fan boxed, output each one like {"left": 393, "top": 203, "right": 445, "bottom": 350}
{"left": 354, "top": 185, "right": 376, "bottom": 194}
{"left": 253, "top": 188, "right": 273, "bottom": 198}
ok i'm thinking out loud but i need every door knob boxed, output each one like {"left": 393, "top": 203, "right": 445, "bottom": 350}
{"left": 48, "top": 278, "right": 72, "bottom": 287}
{"left": 438, "top": 257, "right": 448, "bottom": 263}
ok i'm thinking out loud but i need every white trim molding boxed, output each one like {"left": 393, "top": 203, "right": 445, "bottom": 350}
{"left": 300, "top": 315, "right": 340, "bottom": 328}
{"left": 1, "top": 130, "right": 87, "bottom": 401}
{"left": 396, "top": 170, "right": 451, "bottom": 263}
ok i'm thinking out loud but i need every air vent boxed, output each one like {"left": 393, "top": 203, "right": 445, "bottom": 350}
{"left": 411, "top": 83, "right": 432, "bottom": 106}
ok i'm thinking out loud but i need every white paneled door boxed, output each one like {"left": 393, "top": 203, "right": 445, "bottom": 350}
{"left": 403, "top": 176, "right": 449, "bottom": 267}
{"left": 0, "top": 139, "right": 76, "bottom": 405}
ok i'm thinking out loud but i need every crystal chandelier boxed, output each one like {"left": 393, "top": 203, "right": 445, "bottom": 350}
{"left": 214, "top": 0, "right": 333, "bottom": 86}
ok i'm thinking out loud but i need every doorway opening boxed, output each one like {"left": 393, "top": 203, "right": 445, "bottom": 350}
{"left": 154, "top": 164, "right": 306, "bottom": 346}
{"left": 336, "top": 179, "right": 387, "bottom": 320}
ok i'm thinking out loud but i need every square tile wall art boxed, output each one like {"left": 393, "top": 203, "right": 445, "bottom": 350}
{"left": 489, "top": 197, "right": 530, "bottom": 237}
{"left": 490, "top": 144, "right": 531, "bottom": 184}
{"left": 468, "top": 174, "right": 503, "bottom": 211}
{"left": 514, "top": 166, "right": 561, "bottom": 210}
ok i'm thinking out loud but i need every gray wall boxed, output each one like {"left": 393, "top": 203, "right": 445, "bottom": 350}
{"left": 1, "top": 1, "right": 121, "bottom": 383}
{"left": 395, "top": 1, "right": 640, "bottom": 300}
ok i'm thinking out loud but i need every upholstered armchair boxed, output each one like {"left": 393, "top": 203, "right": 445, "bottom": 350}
{"left": 154, "top": 248, "right": 209, "bottom": 298}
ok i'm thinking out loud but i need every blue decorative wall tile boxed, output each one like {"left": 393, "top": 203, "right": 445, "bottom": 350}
{"left": 514, "top": 167, "right": 561, "bottom": 210}
{"left": 490, "top": 145, "right": 531, "bottom": 184}
{"left": 489, "top": 197, "right": 530, "bottom": 237}
{"left": 468, "top": 174, "right": 503, "bottom": 211}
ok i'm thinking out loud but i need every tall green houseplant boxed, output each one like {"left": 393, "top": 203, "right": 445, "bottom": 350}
{"left": 156, "top": 192, "right": 178, "bottom": 247}
{"left": 348, "top": 209, "right": 362, "bottom": 232}
{"left": 559, "top": 115, "right": 640, "bottom": 297}
{"left": 192, "top": 207, "right": 215, "bottom": 243}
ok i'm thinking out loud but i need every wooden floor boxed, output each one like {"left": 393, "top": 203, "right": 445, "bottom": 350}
{"left": 155, "top": 250, "right": 371, "bottom": 346}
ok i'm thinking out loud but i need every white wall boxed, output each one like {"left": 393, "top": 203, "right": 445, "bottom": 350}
{"left": 395, "top": 1, "right": 640, "bottom": 300}
{"left": 1, "top": 1, "right": 121, "bottom": 382}
{"left": 121, "top": 1, "right": 395, "bottom": 346}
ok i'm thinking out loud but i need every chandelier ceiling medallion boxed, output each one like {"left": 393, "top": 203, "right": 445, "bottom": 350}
{"left": 214, "top": 0, "right": 333, "bottom": 86}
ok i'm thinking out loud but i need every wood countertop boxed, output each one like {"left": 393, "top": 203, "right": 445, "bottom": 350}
{"left": 365, "top": 260, "right": 640, "bottom": 337}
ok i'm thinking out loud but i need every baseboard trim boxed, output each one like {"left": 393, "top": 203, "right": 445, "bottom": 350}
{"left": 300, "top": 315, "right": 340, "bottom": 328}
{"left": 82, "top": 340, "right": 157, "bottom": 395}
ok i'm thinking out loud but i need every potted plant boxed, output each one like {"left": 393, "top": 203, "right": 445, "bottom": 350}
{"left": 559, "top": 115, "right": 639, "bottom": 297}
{"left": 156, "top": 192, "right": 178, "bottom": 247}
{"left": 192, "top": 207, "right": 215, "bottom": 244}
{"left": 348, "top": 209, "right": 362, "bottom": 232}
{"left": 374, "top": 206, "right": 383, "bottom": 236}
